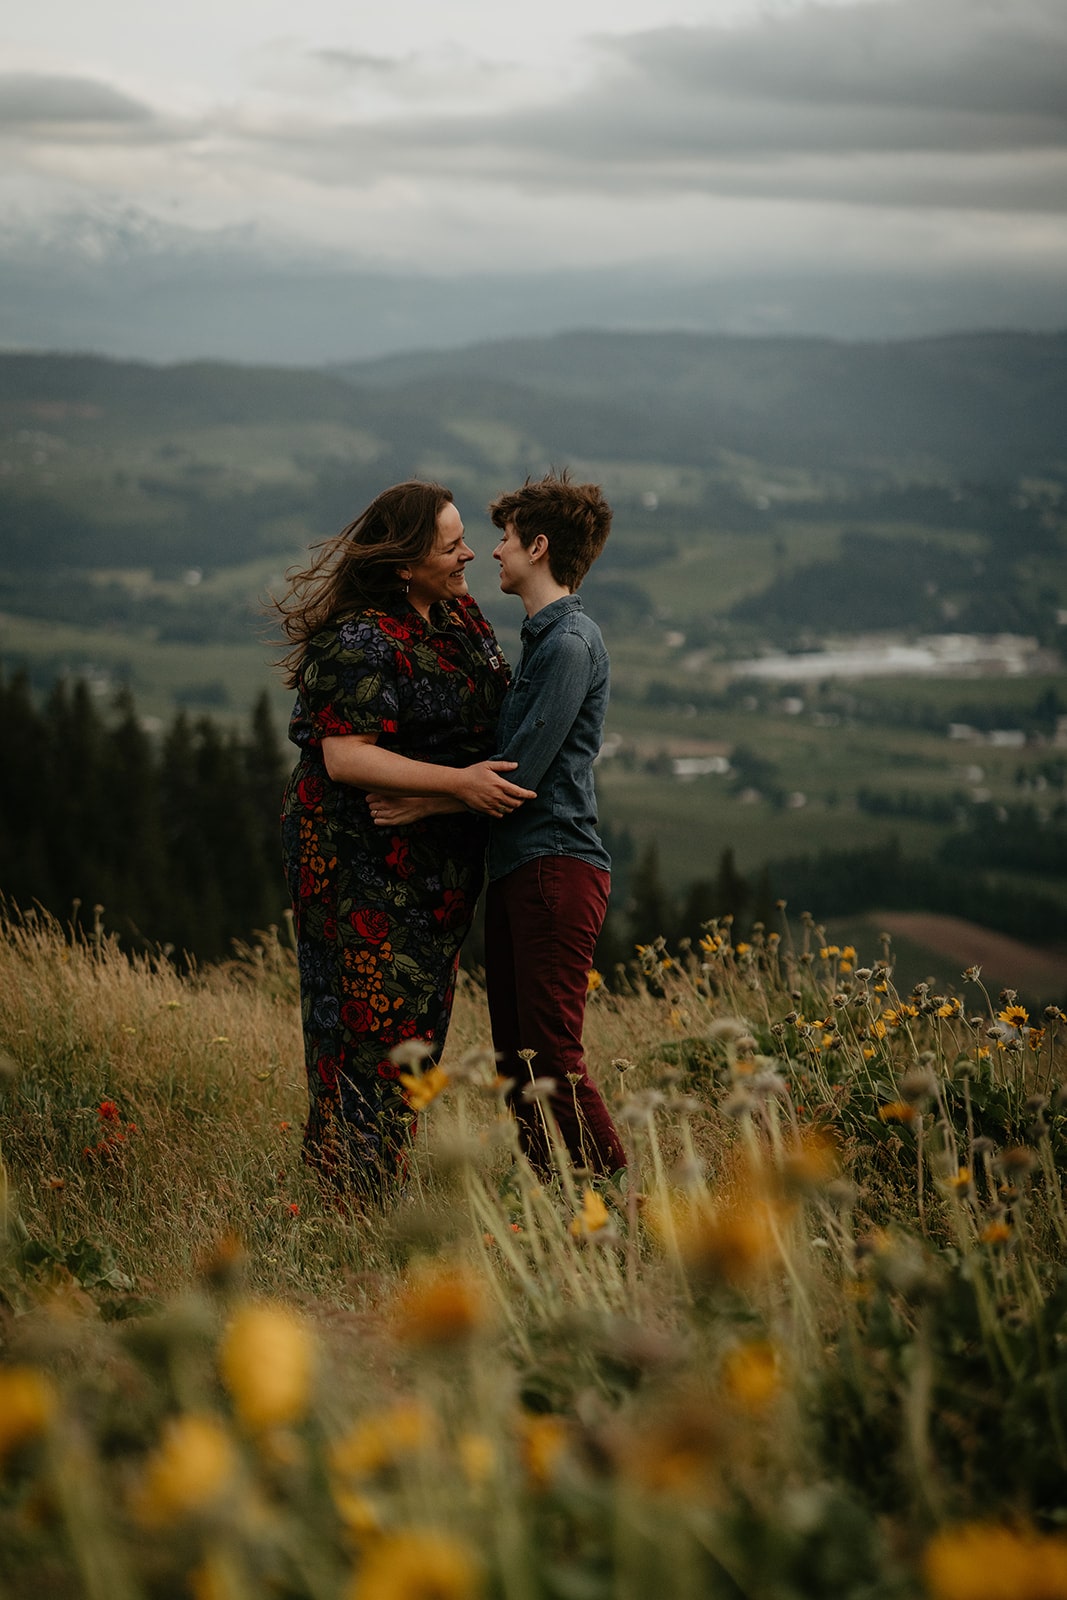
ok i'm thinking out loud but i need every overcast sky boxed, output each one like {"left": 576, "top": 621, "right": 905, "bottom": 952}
{"left": 1, "top": 0, "right": 1065, "bottom": 355}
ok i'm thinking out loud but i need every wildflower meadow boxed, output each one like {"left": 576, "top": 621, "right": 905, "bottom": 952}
{"left": 1, "top": 901, "right": 1066, "bottom": 1599}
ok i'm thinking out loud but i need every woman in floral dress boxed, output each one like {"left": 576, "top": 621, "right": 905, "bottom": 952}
{"left": 276, "top": 482, "right": 534, "bottom": 1196}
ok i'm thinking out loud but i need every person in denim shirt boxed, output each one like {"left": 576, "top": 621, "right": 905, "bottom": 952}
{"left": 483, "top": 472, "right": 626, "bottom": 1176}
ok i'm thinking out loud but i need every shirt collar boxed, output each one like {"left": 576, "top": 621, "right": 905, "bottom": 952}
{"left": 520, "top": 593, "right": 582, "bottom": 642}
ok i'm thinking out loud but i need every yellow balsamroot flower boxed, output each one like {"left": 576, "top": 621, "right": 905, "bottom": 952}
{"left": 333, "top": 1485, "right": 382, "bottom": 1541}
{"left": 350, "top": 1529, "right": 483, "bottom": 1600}
{"left": 131, "top": 1413, "right": 237, "bottom": 1527}
{"left": 721, "top": 1340, "right": 781, "bottom": 1413}
{"left": 0, "top": 1366, "right": 56, "bottom": 1465}
{"left": 878, "top": 1101, "right": 916, "bottom": 1124}
{"left": 625, "top": 1397, "right": 721, "bottom": 1496}
{"left": 330, "top": 1402, "right": 434, "bottom": 1479}
{"left": 569, "top": 1186, "right": 610, "bottom": 1238}
{"left": 998, "top": 1004, "right": 1030, "bottom": 1030}
{"left": 586, "top": 968, "right": 603, "bottom": 994}
{"left": 399, "top": 1064, "right": 450, "bottom": 1111}
{"left": 392, "top": 1266, "right": 488, "bottom": 1347}
{"left": 979, "top": 1220, "right": 1013, "bottom": 1247}
{"left": 923, "top": 1522, "right": 1067, "bottom": 1600}
{"left": 220, "top": 1303, "right": 314, "bottom": 1432}
{"left": 655, "top": 1195, "right": 784, "bottom": 1285}
{"left": 457, "top": 1432, "right": 495, "bottom": 1487}
{"left": 518, "top": 1412, "right": 569, "bottom": 1489}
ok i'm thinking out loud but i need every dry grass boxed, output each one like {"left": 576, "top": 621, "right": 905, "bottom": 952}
{"left": 2, "top": 905, "right": 1067, "bottom": 1599}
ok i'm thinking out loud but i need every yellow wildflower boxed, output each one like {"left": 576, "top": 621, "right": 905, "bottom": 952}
{"left": 457, "top": 1432, "right": 495, "bottom": 1487}
{"left": 131, "top": 1414, "right": 237, "bottom": 1527}
{"left": 945, "top": 1168, "right": 972, "bottom": 1192}
{"left": 518, "top": 1413, "right": 569, "bottom": 1488}
{"left": 569, "top": 1186, "right": 610, "bottom": 1238}
{"left": 351, "top": 1529, "right": 483, "bottom": 1600}
{"left": 399, "top": 1064, "right": 450, "bottom": 1111}
{"left": 937, "top": 999, "right": 962, "bottom": 1019}
{"left": 626, "top": 1398, "right": 720, "bottom": 1496}
{"left": 0, "top": 1367, "right": 56, "bottom": 1465}
{"left": 734, "top": 942, "right": 751, "bottom": 956}
{"left": 586, "top": 968, "right": 603, "bottom": 994}
{"left": 220, "top": 1303, "right": 314, "bottom": 1432}
{"left": 923, "top": 1521, "right": 1067, "bottom": 1600}
{"left": 998, "top": 1004, "right": 1030, "bottom": 1030}
{"left": 331, "top": 1402, "right": 434, "bottom": 1479}
{"left": 1028, "top": 1028, "right": 1046, "bottom": 1052}
{"left": 334, "top": 1486, "right": 381, "bottom": 1540}
{"left": 841, "top": 945, "right": 856, "bottom": 960}
{"left": 721, "top": 1340, "right": 781, "bottom": 1413}
{"left": 657, "top": 1196, "right": 784, "bottom": 1284}
{"left": 393, "top": 1266, "right": 488, "bottom": 1347}
{"left": 878, "top": 1101, "right": 916, "bottom": 1124}
{"left": 980, "top": 1220, "right": 1013, "bottom": 1246}
{"left": 699, "top": 934, "right": 722, "bottom": 955}
{"left": 870, "top": 1020, "right": 888, "bottom": 1040}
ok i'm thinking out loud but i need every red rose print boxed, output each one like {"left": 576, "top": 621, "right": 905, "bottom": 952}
{"left": 297, "top": 771, "right": 324, "bottom": 805}
{"left": 340, "top": 998, "right": 374, "bottom": 1033}
{"left": 351, "top": 908, "right": 390, "bottom": 944}
{"left": 315, "top": 703, "right": 354, "bottom": 737}
{"left": 386, "top": 836, "right": 412, "bottom": 878}
{"left": 377, "top": 1059, "right": 401, "bottom": 1079}
{"left": 316, "top": 1054, "right": 340, "bottom": 1086}
{"left": 323, "top": 914, "right": 337, "bottom": 940}
{"left": 433, "top": 888, "right": 468, "bottom": 928}
{"left": 379, "top": 617, "right": 413, "bottom": 640}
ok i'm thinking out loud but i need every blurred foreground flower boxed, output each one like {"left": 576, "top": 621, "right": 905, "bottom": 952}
{"left": 131, "top": 1413, "right": 237, "bottom": 1527}
{"left": 399, "top": 1064, "right": 450, "bottom": 1111}
{"left": 721, "top": 1340, "right": 781, "bottom": 1413}
{"left": 220, "top": 1302, "right": 314, "bottom": 1431}
{"left": 653, "top": 1195, "right": 785, "bottom": 1285}
{"left": 923, "top": 1521, "right": 1067, "bottom": 1600}
{"left": 518, "top": 1412, "right": 569, "bottom": 1489}
{"left": 0, "top": 1366, "right": 56, "bottom": 1466}
{"left": 351, "top": 1528, "right": 483, "bottom": 1600}
{"left": 393, "top": 1265, "right": 488, "bottom": 1347}
{"left": 569, "top": 1186, "right": 610, "bottom": 1238}
{"left": 331, "top": 1401, "right": 435, "bottom": 1479}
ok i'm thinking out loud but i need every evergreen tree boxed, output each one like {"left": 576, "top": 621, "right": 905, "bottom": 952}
{"left": 628, "top": 841, "right": 671, "bottom": 948}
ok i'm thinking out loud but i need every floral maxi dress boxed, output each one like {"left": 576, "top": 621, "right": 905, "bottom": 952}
{"left": 281, "top": 594, "right": 509, "bottom": 1192}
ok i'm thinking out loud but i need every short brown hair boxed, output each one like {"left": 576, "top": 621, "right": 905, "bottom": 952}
{"left": 272, "top": 480, "right": 453, "bottom": 684}
{"left": 488, "top": 470, "right": 611, "bottom": 591}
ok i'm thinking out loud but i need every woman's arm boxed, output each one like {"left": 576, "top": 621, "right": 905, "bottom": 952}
{"left": 367, "top": 792, "right": 462, "bottom": 826}
{"left": 321, "top": 733, "right": 535, "bottom": 817}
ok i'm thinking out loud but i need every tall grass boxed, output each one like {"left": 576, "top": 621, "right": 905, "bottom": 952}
{"left": 2, "top": 903, "right": 1066, "bottom": 1599}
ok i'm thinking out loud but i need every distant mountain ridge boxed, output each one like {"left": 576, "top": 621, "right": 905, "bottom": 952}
{"left": 334, "top": 328, "right": 1067, "bottom": 479}
{"left": 1, "top": 327, "right": 1064, "bottom": 489}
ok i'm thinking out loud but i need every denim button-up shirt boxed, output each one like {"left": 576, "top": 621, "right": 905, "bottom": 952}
{"left": 487, "top": 594, "right": 611, "bottom": 882}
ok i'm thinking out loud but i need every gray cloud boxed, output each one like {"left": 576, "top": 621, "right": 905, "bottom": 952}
{"left": 0, "top": 72, "right": 155, "bottom": 128}
{"left": 222, "top": 0, "right": 1067, "bottom": 213}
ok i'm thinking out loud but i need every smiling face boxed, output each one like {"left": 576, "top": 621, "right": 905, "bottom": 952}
{"left": 402, "top": 502, "right": 474, "bottom": 615}
{"left": 492, "top": 520, "right": 529, "bottom": 596}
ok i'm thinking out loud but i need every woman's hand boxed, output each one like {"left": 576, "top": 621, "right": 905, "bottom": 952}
{"left": 367, "top": 793, "right": 456, "bottom": 827}
{"left": 450, "top": 760, "right": 536, "bottom": 817}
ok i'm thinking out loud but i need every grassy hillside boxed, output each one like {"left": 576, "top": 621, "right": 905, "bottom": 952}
{"left": 2, "top": 904, "right": 1067, "bottom": 1597}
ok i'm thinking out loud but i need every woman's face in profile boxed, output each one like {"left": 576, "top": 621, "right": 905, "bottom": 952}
{"left": 404, "top": 503, "right": 476, "bottom": 612}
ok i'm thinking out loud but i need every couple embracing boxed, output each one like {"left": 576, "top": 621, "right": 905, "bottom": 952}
{"left": 277, "top": 471, "right": 626, "bottom": 1199}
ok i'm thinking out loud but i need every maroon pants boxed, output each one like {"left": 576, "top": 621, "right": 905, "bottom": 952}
{"left": 484, "top": 855, "right": 627, "bottom": 1176}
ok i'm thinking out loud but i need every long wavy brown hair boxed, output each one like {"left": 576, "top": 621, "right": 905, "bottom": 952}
{"left": 271, "top": 480, "right": 454, "bottom": 686}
